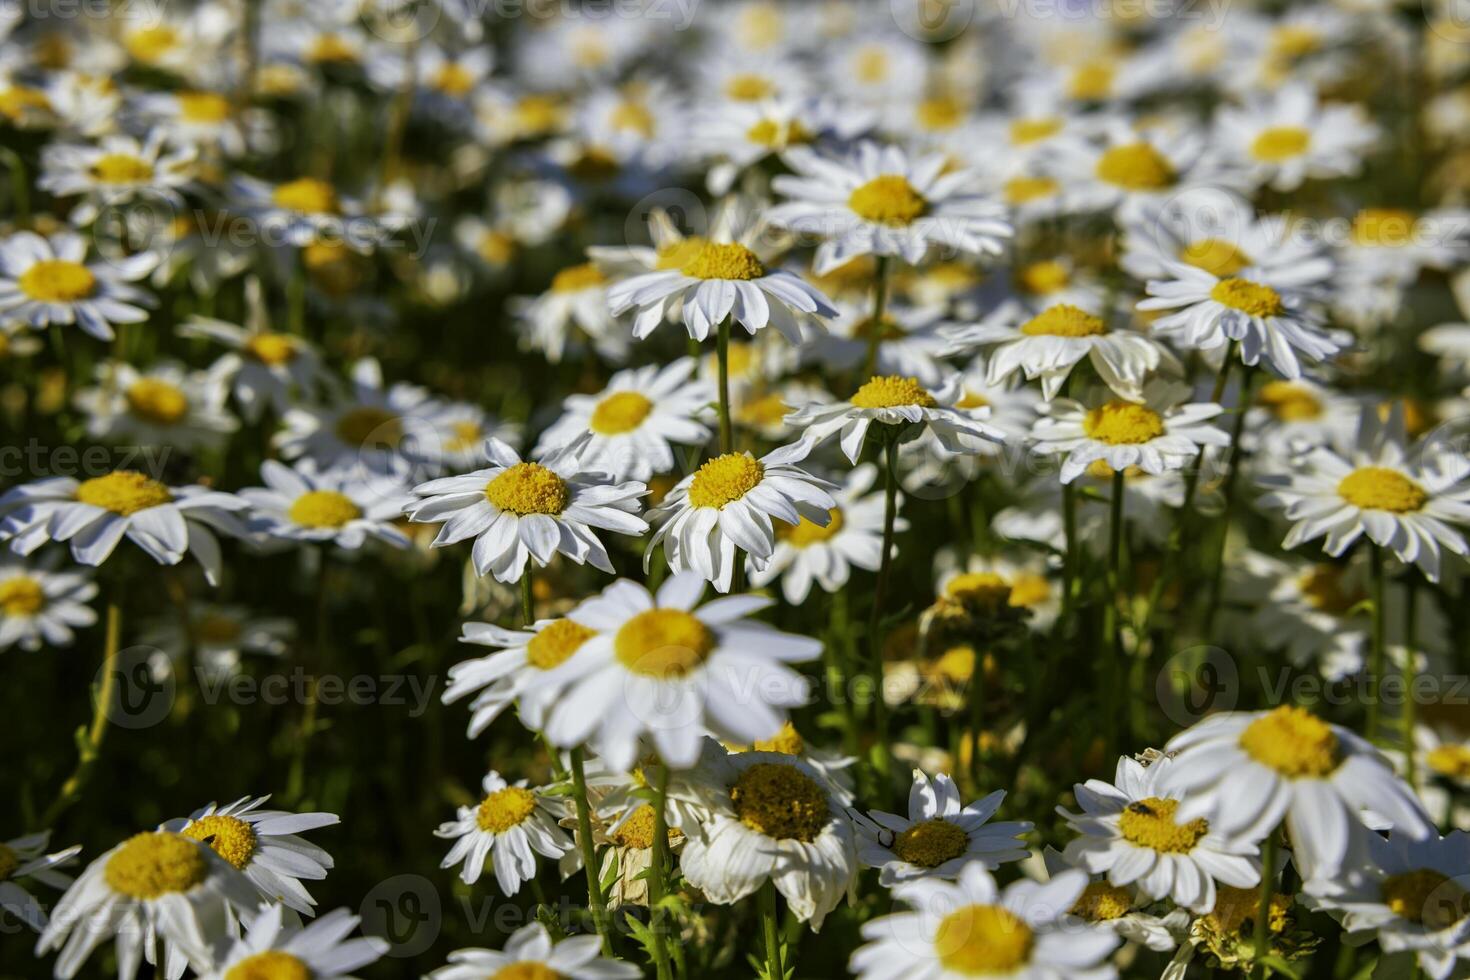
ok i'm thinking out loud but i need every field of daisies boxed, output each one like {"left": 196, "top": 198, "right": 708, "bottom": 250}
{"left": 4, "top": 0, "right": 1470, "bottom": 977}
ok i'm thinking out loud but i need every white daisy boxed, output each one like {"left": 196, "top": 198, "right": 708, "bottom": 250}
{"left": 679, "top": 750, "right": 856, "bottom": 929}
{"left": 1256, "top": 408, "right": 1470, "bottom": 582}
{"left": 434, "top": 770, "right": 572, "bottom": 895}
{"left": 1215, "top": 83, "right": 1379, "bottom": 193}
{"left": 274, "top": 359, "right": 438, "bottom": 476}
{"left": 1045, "top": 118, "right": 1232, "bottom": 218}
{"left": 1029, "top": 381, "right": 1230, "bottom": 484}
{"left": 1247, "top": 378, "right": 1362, "bottom": 456}
{"left": 36, "top": 830, "right": 258, "bottom": 980}
{"left": 849, "top": 861, "right": 1120, "bottom": 980}
{"left": 857, "top": 769, "right": 1032, "bottom": 886}
{"left": 136, "top": 603, "right": 293, "bottom": 681}
{"left": 134, "top": 89, "right": 246, "bottom": 157}
{"left": 1160, "top": 705, "right": 1435, "bottom": 882}
{"left": 747, "top": 463, "right": 892, "bottom": 604}
{"left": 786, "top": 373, "right": 1004, "bottom": 465}
{"left": 728, "top": 720, "right": 860, "bottom": 805}
{"left": 0, "top": 230, "right": 155, "bottom": 341}
{"left": 1059, "top": 754, "right": 1261, "bottom": 913}
{"left": 646, "top": 442, "right": 837, "bottom": 593}
{"left": 531, "top": 573, "right": 821, "bottom": 770}
{"left": 74, "top": 361, "right": 238, "bottom": 452}
{"left": 178, "top": 309, "right": 324, "bottom": 423}
{"left": 414, "top": 399, "right": 521, "bottom": 475}
{"left": 0, "top": 472, "right": 248, "bottom": 586}
{"left": 0, "top": 830, "right": 81, "bottom": 931}
{"left": 533, "top": 358, "right": 713, "bottom": 483}
{"left": 231, "top": 175, "right": 382, "bottom": 248}
{"left": 768, "top": 140, "right": 1013, "bottom": 274}
{"left": 512, "top": 261, "right": 628, "bottom": 365}
{"left": 935, "top": 554, "right": 1061, "bottom": 634}
{"left": 809, "top": 300, "right": 954, "bottom": 386}
{"left": 695, "top": 96, "right": 870, "bottom": 195}
{"left": 38, "top": 131, "right": 196, "bottom": 222}
{"left": 241, "top": 460, "right": 410, "bottom": 552}
{"left": 444, "top": 614, "right": 602, "bottom": 737}
{"left": 427, "top": 922, "right": 639, "bottom": 979}
{"left": 165, "top": 797, "right": 338, "bottom": 917}
{"left": 1139, "top": 261, "right": 1346, "bottom": 380}
{"left": 405, "top": 437, "right": 647, "bottom": 584}
{"left": 0, "top": 554, "right": 97, "bottom": 653}
{"left": 199, "top": 903, "right": 386, "bottom": 980}
{"left": 1041, "top": 848, "right": 1191, "bottom": 953}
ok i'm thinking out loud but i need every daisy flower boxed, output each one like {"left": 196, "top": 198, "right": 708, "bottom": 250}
{"left": 0, "top": 830, "right": 81, "bottom": 931}
{"left": 1029, "top": 381, "right": 1230, "bottom": 484}
{"left": 137, "top": 602, "right": 293, "bottom": 681}
{"left": 1256, "top": 408, "right": 1470, "bottom": 581}
{"left": 165, "top": 797, "right": 338, "bottom": 917}
{"left": 533, "top": 358, "right": 714, "bottom": 483}
{"left": 849, "top": 861, "right": 1120, "bottom": 980}
{"left": 512, "top": 261, "right": 628, "bottom": 365}
{"left": 0, "top": 230, "right": 155, "bottom": 341}
{"left": 241, "top": 460, "right": 411, "bottom": 552}
{"left": 767, "top": 141, "right": 1013, "bottom": 274}
{"left": 232, "top": 174, "right": 379, "bottom": 248}
{"left": 1215, "top": 83, "right": 1379, "bottom": 193}
{"left": 694, "top": 96, "right": 868, "bottom": 195}
{"left": 645, "top": 443, "right": 837, "bottom": 593}
{"left": 747, "top": 463, "right": 893, "bottom": 604}
{"left": 36, "top": 830, "right": 258, "bottom": 980}
{"left": 405, "top": 437, "right": 647, "bottom": 584}
{"left": 935, "top": 553, "right": 1061, "bottom": 634}
{"left": 729, "top": 721, "right": 860, "bottom": 804}
{"left": 274, "top": 359, "right": 437, "bottom": 475}
{"left": 1041, "top": 848, "right": 1191, "bottom": 953}
{"left": 414, "top": 400, "right": 521, "bottom": 475}
{"left": 0, "top": 472, "right": 248, "bottom": 586}
{"left": 607, "top": 231, "right": 837, "bottom": 344}
{"left": 1160, "top": 705, "right": 1434, "bottom": 882}
{"left": 435, "top": 770, "right": 572, "bottom": 894}
{"left": 444, "top": 614, "right": 603, "bottom": 737}
{"left": 1248, "top": 378, "right": 1362, "bottom": 455}
{"left": 427, "top": 922, "right": 639, "bottom": 979}
{"left": 1059, "top": 754, "right": 1261, "bottom": 913}
{"left": 809, "top": 300, "right": 954, "bottom": 386}
{"left": 787, "top": 373, "right": 1004, "bottom": 464}
{"left": 200, "top": 904, "right": 384, "bottom": 978}
{"left": 0, "top": 555, "right": 96, "bottom": 653}
{"left": 1046, "top": 118, "right": 1230, "bottom": 218}
{"left": 74, "top": 361, "right": 238, "bottom": 452}
{"left": 134, "top": 89, "right": 246, "bottom": 157}
{"left": 945, "top": 298, "right": 1175, "bottom": 402}
{"left": 680, "top": 750, "right": 856, "bottom": 929}
{"left": 179, "top": 310, "right": 324, "bottom": 423}
{"left": 857, "top": 769, "right": 1032, "bottom": 886}
{"left": 530, "top": 573, "right": 821, "bottom": 770}
{"left": 38, "top": 131, "right": 196, "bottom": 222}
{"left": 1139, "top": 262, "right": 1346, "bottom": 380}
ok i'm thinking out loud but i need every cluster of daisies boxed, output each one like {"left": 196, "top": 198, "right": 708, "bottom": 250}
{"left": 3, "top": 0, "right": 1470, "bottom": 977}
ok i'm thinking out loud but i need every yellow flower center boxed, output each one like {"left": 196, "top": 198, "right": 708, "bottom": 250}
{"left": 932, "top": 644, "right": 976, "bottom": 683}
{"left": 1020, "top": 304, "right": 1106, "bottom": 337}
{"left": 177, "top": 91, "right": 231, "bottom": 123}
{"left": 1426, "top": 744, "right": 1470, "bottom": 780}
{"left": 1210, "top": 278, "right": 1285, "bottom": 317}
{"left": 850, "top": 375, "right": 936, "bottom": 409}
{"left": 1118, "top": 797, "right": 1209, "bottom": 853}
{"left": 892, "top": 818, "right": 970, "bottom": 868}
{"left": 933, "top": 904, "right": 1034, "bottom": 975}
{"left": 1083, "top": 401, "right": 1165, "bottom": 445}
{"left": 614, "top": 608, "right": 715, "bottom": 679}
{"left": 946, "top": 572, "right": 1013, "bottom": 612}
{"left": 0, "top": 844, "right": 17, "bottom": 881}
{"left": 224, "top": 951, "right": 312, "bottom": 980}
{"left": 306, "top": 32, "right": 357, "bottom": 63}
{"left": 916, "top": 97, "right": 965, "bottom": 131}
{"left": 0, "top": 577, "right": 46, "bottom": 616}
{"left": 124, "top": 25, "right": 179, "bottom": 63}
{"left": 1004, "top": 176, "right": 1060, "bottom": 205}
{"left": 1208, "top": 885, "right": 1291, "bottom": 935}
{"left": 1072, "top": 881, "right": 1134, "bottom": 921}
{"left": 433, "top": 62, "right": 477, "bottom": 97}
{"left": 550, "top": 262, "right": 604, "bottom": 292}
{"left": 513, "top": 95, "right": 564, "bottom": 135}
{"left": 1008, "top": 573, "right": 1051, "bottom": 608}
{"left": 654, "top": 237, "right": 708, "bottom": 271}
{"left": 746, "top": 117, "right": 811, "bottom": 148}
{"left": 0, "top": 85, "right": 50, "bottom": 121}
{"left": 853, "top": 46, "right": 890, "bottom": 83}
{"left": 1271, "top": 26, "right": 1321, "bottom": 59}
{"left": 589, "top": 391, "right": 653, "bottom": 435}
{"left": 610, "top": 100, "right": 655, "bottom": 137}
{"left": 76, "top": 471, "right": 173, "bottom": 516}
{"left": 491, "top": 963, "right": 563, "bottom": 980}
{"left": 956, "top": 390, "right": 990, "bottom": 410}
{"left": 104, "top": 832, "right": 209, "bottom": 899}
{"left": 287, "top": 490, "right": 362, "bottom": 529}
{"left": 18, "top": 259, "right": 96, "bottom": 302}
{"left": 1352, "top": 209, "right": 1417, "bottom": 248}
{"left": 272, "top": 178, "right": 339, "bottom": 214}
{"left": 724, "top": 73, "right": 774, "bottom": 100}
{"left": 1381, "top": 870, "right": 1466, "bottom": 928}
{"left": 1239, "top": 705, "right": 1342, "bottom": 778}
{"left": 1337, "top": 467, "right": 1427, "bottom": 513}
{"left": 1251, "top": 126, "right": 1311, "bottom": 162}
{"left": 125, "top": 378, "right": 189, "bottom": 425}
{"left": 737, "top": 392, "right": 788, "bottom": 429}
{"left": 609, "top": 804, "right": 680, "bottom": 851}
{"left": 1257, "top": 381, "right": 1322, "bottom": 421}
{"left": 730, "top": 762, "right": 828, "bottom": 842}
{"left": 526, "top": 618, "right": 596, "bottom": 671}
{"left": 91, "top": 153, "right": 154, "bottom": 184}
{"left": 1181, "top": 238, "right": 1252, "bottom": 278}
{"left": 484, "top": 462, "right": 569, "bottom": 516}
{"left": 752, "top": 721, "right": 805, "bottom": 756}
{"left": 1379, "top": 399, "right": 1434, "bottom": 439}
{"left": 180, "top": 814, "right": 258, "bottom": 870}
{"left": 687, "top": 453, "right": 764, "bottom": 509}
{"left": 477, "top": 786, "right": 537, "bottom": 833}
{"left": 1068, "top": 61, "right": 1115, "bottom": 100}
{"left": 777, "top": 508, "right": 843, "bottom": 547}
{"left": 1010, "top": 117, "right": 1063, "bottom": 144}
{"left": 1297, "top": 564, "right": 1361, "bottom": 615}
{"left": 196, "top": 613, "right": 242, "bottom": 644}
{"left": 680, "top": 242, "right": 766, "bottom": 281}
{"left": 243, "top": 333, "right": 297, "bottom": 366}
{"left": 848, "top": 175, "right": 928, "bottom": 226}
{"left": 335, "top": 407, "right": 402, "bottom": 450}
{"left": 1095, "top": 143, "right": 1176, "bottom": 191}
{"left": 478, "top": 230, "right": 514, "bottom": 266}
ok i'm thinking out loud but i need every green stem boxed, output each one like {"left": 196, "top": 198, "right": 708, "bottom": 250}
{"left": 862, "top": 257, "right": 891, "bottom": 379}
{"left": 1105, "top": 470, "right": 1125, "bottom": 755}
{"left": 1200, "top": 366, "right": 1257, "bottom": 634}
{"left": 760, "top": 879, "right": 784, "bottom": 979}
{"left": 648, "top": 766, "right": 674, "bottom": 980}
{"left": 866, "top": 434, "right": 900, "bottom": 789}
{"left": 521, "top": 566, "right": 534, "bottom": 626}
{"left": 1368, "top": 545, "right": 1386, "bottom": 742}
{"left": 42, "top": 599, "right": 122, "bottom": 827}
{"left": 968, "top": 649, "right": 985, "bottom": 792}
{"left": 1404, "top": 574, "right": 1419, "bottom": 787}
{"left": 716, "top": 317, "right": 733, "bottom": 454}
{"left": 0, "top": 148, "right": 30, "bottom": 227}
{"left": 1061, "top": 481, "right": 1078, "bottom": 618}
{"left": 1251, "top": 831, "right": 1279, "bottom": 978}
{"left": 569, "top": 747, "right": 613, "bottom": 955}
